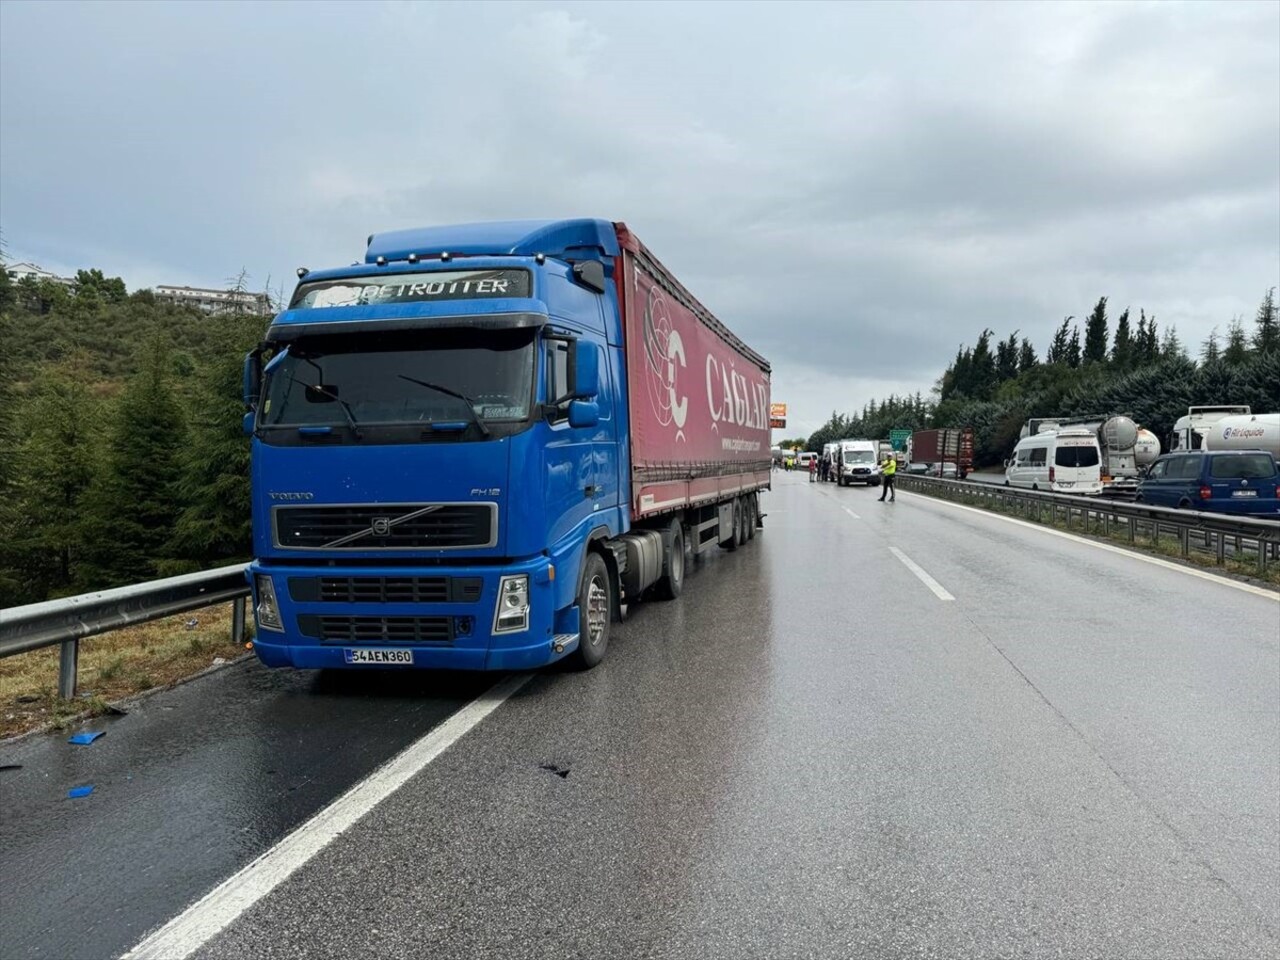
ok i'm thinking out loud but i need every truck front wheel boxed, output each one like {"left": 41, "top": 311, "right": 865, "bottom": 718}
{"left": 570, "top": 552, "right": 612, "bottom": 669}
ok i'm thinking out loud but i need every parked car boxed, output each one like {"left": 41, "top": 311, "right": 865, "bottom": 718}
{"left": 1136, "top": 450, "right": 1280, "bottom": 516}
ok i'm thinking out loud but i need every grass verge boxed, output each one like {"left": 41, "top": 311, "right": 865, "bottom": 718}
{"left": 0, "top": 604, "right": 253, "bottom": 740}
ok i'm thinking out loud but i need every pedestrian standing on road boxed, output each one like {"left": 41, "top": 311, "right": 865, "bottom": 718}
{"left": 878, "top": 454, "right": 897, "bottom": 502}
{"left": 809, "top": 457, "right": 818, "bottom": 483}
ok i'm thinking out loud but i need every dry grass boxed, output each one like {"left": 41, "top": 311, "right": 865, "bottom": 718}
{"left": 0, "top": 603, "right": 254, "bottom": 739}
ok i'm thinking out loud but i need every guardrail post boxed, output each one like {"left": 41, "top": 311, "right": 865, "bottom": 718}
{"left": 1215, "top": 531, "right": 1225, "bottom": 566}
{"left": 231, "top": 596, "right": 247, "bottom": 644}
{"left": 1178, "top": 526, "right": 1189, "bottom": 557}
{"left": 58, "top": 639, "right": 79, "bottom": 700}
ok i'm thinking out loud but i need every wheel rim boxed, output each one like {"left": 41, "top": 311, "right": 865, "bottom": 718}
{"left": 586, "top": 575, "right": 608, "bottom": 646}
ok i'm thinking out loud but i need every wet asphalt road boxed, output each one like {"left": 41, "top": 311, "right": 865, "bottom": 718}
{"left": 4, "top": 475, "right": 1279, "bottom": 959}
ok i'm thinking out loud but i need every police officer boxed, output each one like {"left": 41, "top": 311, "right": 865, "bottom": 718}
{"left": 878, "top": 453, "right": 897, "bottom": 502}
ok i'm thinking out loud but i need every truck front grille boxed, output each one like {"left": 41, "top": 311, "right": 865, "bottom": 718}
{"left": 297, "top": 615, "right": 455, "bottom": 644}
{"left": 273, "top": 503, "right": 496, "bottom": 550}
{"left": 289, "top": 576, "right": 484, "bottom": 604}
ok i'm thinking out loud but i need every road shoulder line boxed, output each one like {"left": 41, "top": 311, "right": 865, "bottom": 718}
{"left": 120, "top": 673, "right": 531, "bottom": 960}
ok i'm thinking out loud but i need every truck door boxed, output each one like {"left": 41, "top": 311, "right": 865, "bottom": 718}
{"left": 588, "top": 342, "right": 619, "bottom": 516}
{"left": 543, "top": 337, "right": 596, "bottom": 547}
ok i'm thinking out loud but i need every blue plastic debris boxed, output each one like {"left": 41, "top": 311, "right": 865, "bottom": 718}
{"left": 68, "top": 731, "right": 105, "bottom": 745}
{"left": 68, "top": 785, "right": 94, "bottom": 799}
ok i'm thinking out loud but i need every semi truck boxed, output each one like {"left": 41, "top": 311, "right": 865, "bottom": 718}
{"left": 242, "top": 219, "right": 771, "bottom": 672}
{"left": 1170, "top": 406, "right": 1279, "bottom": 457}
{"left": 1020, "top": 415, "right": 1151, "bottom": 492}
{"left": 908, "top": 427, "right": 973, "bottom": 478}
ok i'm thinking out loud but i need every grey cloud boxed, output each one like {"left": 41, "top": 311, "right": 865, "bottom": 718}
{"left": 1, "top": 0, "right": 1275, "bottom": 431}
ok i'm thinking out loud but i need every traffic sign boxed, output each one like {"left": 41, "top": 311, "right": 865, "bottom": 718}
{"left": 889, "top": 428, "right": 911, "bottom": 451}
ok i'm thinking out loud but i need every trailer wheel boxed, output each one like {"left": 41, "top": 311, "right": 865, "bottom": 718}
{"left": 745, "top": 496, "right": 757, "bottom": 541}
{"left": 735, "top": 497, "right": 749, "bottom": 547}
{"left": 720, "top": 499, "right": 740, "bottom": 552}
{"left": 569, "top": 552, "right": 612, "bottom": 670}
{"left": 652, "top": 518, "right": 685, "bottom": 600}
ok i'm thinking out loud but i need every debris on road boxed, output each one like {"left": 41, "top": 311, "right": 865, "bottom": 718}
{"left": 67, "top": 731, "right": 105, "bottom": 746}
{"left": 67, "top": 785, "right": 94, "bottom": 799}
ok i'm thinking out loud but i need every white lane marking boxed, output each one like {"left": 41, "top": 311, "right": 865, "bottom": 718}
{"left": 844, "top": 507, "right": 861, "bottom": 520}
{"left": 889, "top": 546, "right": 955, "bottom": 601}
{"left": 905, "top": 493, "right": 1280, "bottom": 602}
{"left": 121, "top": 673, "right": 531, "bottom": 960}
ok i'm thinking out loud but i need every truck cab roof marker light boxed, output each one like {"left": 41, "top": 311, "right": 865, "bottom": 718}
{"left": 440, "top": 251, "right": 452, "bottom": 262}
{"left": 535, "top": 253, "right": 546, "bottom": 264}
{"left": 407, "top": 253, "right": 419, "bottom": 264}
{"left": 375, "top": 256, "right": 387, "bottom": 267}
{"left": 296, "top": 267, "right": 309, "bottom": 278}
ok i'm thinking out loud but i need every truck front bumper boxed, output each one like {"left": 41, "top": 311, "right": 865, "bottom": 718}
{"left": 247, "top": 556, "right": 576, "bottom": 672}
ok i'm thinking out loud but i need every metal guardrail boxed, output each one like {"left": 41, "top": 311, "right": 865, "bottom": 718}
{"left": 897, "top": 475, "right": 1280, "bottom": 577}
{"left": 0, "top": 564, "right": 251, "bottom": 699}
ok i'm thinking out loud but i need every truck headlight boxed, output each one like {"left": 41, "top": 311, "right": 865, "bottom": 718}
{"left": 254, "top": 574, "right": 284, "bottom": 632}
{"left": 493, "top": 575, "right": 530, "bottom": 633}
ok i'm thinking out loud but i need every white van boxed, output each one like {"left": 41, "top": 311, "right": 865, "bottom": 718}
{"left": 1005, "top": 427, "right": 1103, "bottom": 494}
{"left": 837, "top": 439, "right": 881, "bottom": 487}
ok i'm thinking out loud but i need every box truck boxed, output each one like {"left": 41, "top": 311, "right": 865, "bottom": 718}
{"left": 242, "top": 220, "right": 770, "bottom": 671}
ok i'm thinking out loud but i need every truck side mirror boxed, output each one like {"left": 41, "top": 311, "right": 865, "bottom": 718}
{"left": 243, "top": 349, "right": 262, "bottom": 409}
{"left": 570, "top": 340, "right": 599, "bottom": 399}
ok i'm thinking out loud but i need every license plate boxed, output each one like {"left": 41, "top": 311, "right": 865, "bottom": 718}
{"left": 344, "top": 648, "right": 414, "bottom": 665}
{"left": 1232, "top": 490, "right": 1258, "bottom": 498}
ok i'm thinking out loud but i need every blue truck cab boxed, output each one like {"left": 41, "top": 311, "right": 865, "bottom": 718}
{"left": 243, "top": 220, "right": 769, "bottom": 672}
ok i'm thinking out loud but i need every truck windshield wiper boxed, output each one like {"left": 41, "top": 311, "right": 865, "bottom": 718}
{"left": 396, "top": 374, "right": 491, "bottom": 438}
{"left": 287, "top": 376, "right": 363, "bottom": 440}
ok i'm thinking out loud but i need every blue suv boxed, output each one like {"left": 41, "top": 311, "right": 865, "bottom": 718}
{"left": 1136, "top": 450, "right": 1280, "bottom": 516}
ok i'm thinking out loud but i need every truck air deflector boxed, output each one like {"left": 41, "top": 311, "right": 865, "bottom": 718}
{"left": 365, "top": 219, "right": 620, "bottom": 264}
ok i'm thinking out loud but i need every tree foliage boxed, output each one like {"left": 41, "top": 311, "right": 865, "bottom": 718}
{"left": 805, "top": 288, "right": 1280, "bottom": 470}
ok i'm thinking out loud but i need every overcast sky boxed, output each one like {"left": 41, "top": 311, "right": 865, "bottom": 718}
{"left": 2, "top": 0, "right": 1277, "bottom": 438}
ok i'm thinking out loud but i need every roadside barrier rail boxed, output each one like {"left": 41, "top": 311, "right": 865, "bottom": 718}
{"left": 896, "top": 475, "right": 1280, "bottom": 578}
{"left": 0, "top": 564, "right": 250, "bottom": 699}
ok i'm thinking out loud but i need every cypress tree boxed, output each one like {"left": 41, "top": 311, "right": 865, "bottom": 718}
{"left": 996, "top": 332, "right": 1019, "bottom": 382}
{"left": 1253, "top": 287, "right": 1277, "bottom": 353}
{"left": 970, "top": 329, "right": 997, "bottom": 400}
{"left": 1066, "top": 325, "right": 1082, "bottom": 368}
{"left": 81, "top": 338, "right": 189, "bottom": 587}
{"left": 1224, "top": 316, "right": 1249, "bottom": 365}
{"left": 1047, "top": 317, "right": 1072, "bottom": 365}
{"left": 1200, "top": 327, "right": 1220, "bottom": 364}
{"left": 1111, "top": 308, "right": 1133, "bottom": 370}
{"left": 4, "top": 355, "right": 103, "bottom": 600}
{"left": 1018, "top": 337, "right": 1037, "bottom": 373}
{"left": 1083, "top": 296, "right": 1109, "bottom": 364}
{"left": 1161, "top": 324, "right": 1185, "bottom": 361}
{"left": 171, "top": 317, "right": 261, "bottom": 566}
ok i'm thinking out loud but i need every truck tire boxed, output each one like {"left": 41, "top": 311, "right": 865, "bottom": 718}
{"left": 569, "top": 552, "right": 612, "bottom": 670}
{"left": 736, "top": 497, "right": 749, "bottom": 547}
{"left": 745, "top": 496, "right": 757, "bottom": 541}
{"left": 652, "top": 518, "right": 685, "bottom": 600}
{"left": 720, "top": 499, "right": 740, "bottom": 552}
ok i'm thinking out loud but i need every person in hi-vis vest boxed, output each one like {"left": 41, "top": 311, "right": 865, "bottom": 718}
{"left": 878, "top": 454, "right": 897, "bottom": 502}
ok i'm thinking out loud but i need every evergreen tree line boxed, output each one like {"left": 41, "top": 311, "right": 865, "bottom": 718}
{"left": 0, "top": 267, "right": 265, "bottom": 607}
{"left": 806, "top": 290, "right": 1280, "bottom": 467}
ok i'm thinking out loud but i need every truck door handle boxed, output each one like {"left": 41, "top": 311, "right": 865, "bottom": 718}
{"left": 584, "top": 485, "right": 598, "bottom": 498}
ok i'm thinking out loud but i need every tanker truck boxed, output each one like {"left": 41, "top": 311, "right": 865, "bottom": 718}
{"left": 1169, "top": 405, "right": 1252, "bottom": 451}
{"left": 1200, "top": 413, "right": 1280, "bottom": 457}
{"left": 1021, "top": 415, "right": 1152, "bottom": 493}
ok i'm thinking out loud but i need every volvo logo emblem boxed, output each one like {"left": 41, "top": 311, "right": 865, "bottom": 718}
{"left": 371, "top": 517, "right": 391, "bottom": 536}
